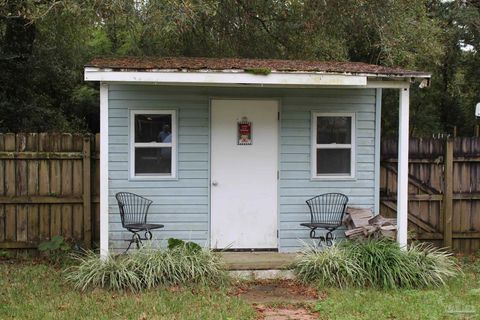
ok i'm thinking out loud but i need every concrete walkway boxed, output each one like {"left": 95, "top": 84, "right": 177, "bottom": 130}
{"left": 221, "top": 252, "right": 297, "bottom": 270}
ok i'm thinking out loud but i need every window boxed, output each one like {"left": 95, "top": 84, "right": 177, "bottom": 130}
{"left": 130, "top": 110, "right": 176, "bottom": 179}
{"left": 312, "top": 113, "right": 355, "bottom": 179}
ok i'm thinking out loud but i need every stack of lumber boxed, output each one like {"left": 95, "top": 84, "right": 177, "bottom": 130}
{"left": 343, "top": 207, "right": 397, "bottom": 240}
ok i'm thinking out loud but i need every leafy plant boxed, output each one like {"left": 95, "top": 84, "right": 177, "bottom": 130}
{"left": 167, "top": 238, "right": 202, "bottom": 253}
{"left": 294, "top": 239, "right": 458, "bottom": 289}
{"left": 65, "top": 251, "right": 143, "bottom": 292}
{"left": 294, "top": 243, "right": 365, "bottom": 288}
{"left": 65, "top": 245, "right": 227, "bottom": 292}
{"left": 38, "top": 236, "right": 71, "bottom": 265}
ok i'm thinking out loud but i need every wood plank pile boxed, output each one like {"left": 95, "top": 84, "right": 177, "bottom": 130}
{"left": 343, "top": 207, "right": 397, "bottom": 240}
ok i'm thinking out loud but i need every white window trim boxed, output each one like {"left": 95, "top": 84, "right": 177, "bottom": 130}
{"left": 130, "top": 109, "right": 177, "bottom": 180}
{"left": 311, "top": 112, "right": 356, "bottom": 180}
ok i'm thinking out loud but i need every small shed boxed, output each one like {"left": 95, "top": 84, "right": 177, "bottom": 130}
{"left": 84, "top": 57, "right": 430, "bottom": 255}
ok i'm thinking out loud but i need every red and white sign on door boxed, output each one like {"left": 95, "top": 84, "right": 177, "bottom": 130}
{"left": 238, "top": 118, "right": 252, "bottom": 145}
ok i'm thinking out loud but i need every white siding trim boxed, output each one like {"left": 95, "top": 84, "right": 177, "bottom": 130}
{"left": 374, "top": 88, "right": 382, "bottom": 215}
{"left": 311, "top": 112, "right": 356, "bottom": 180}
{"left": 129, "top": 109, "right": 177, "bottom": 180}
{"left": 100, "top": 83, "right": 109, "bottom": 259}
{"left": 397, "top": 88, "right": 410, "bottom": 248}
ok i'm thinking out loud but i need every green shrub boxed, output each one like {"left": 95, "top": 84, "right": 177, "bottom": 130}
{"left": 65, "top": 245, "right": 227, "bottom": 292}
{"left": 167, "top": 237, "right": 202, "bottom": 253}
{"left": 294, "top": 243, "right": 365, "bottom": 288}
{"left": 38, "top": 236, "right": 71, "bottom": 265}
{"left": 65, "top": 251, "right": 143, "bottom": 292}
{"left": 294, "top": 239, "right": 458, "bottom": 289}
{"left": 405, "top": 242, "right": 458, "bottom": 287}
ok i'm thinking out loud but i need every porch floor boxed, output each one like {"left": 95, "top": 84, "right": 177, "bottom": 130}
{"left": 221, "top": 252, "right": 297, "bottom": 270}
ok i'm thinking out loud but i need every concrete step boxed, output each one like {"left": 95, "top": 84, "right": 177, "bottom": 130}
{"left": 220, "top": 252, "right": 297, "bottom": 270}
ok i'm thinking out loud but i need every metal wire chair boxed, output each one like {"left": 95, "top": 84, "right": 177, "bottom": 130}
{"left": 301, "top": 193, "right": 348, "bottom": 246}
{"left": 115, "top": 192, "right": 164, "bottom": 252}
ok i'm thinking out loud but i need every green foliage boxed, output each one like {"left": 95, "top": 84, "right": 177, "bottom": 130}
{"left": 244, "top": 68, "right": 272, "bottom": 75}
{"left": 345, "top": 239, "right": 458, "bottom": 289}
{"left": 38, "top": 236, "right": 70, "bottom": 252}
{"left": 1, "top": 263, "right": 255, "bottom": 320}
{"left": 294, "top": 239, "right": 458, "bottom": 289}
{"left": 294, "top": 243, "right": 365, "bottom": 288}
{"left": 38, "top": 236, "right": 71, "bottom": 265}
{"left": 0, "top": 250, "right": 12, "bottom": 259}
{"left": 0, "top": 1, "right": 478, "bottom": 136}
{"left": 167, "top": 237, "right": 202, "bottom": 253}
{"left": 65, "top": 245, "right": 227, "bottom": 292}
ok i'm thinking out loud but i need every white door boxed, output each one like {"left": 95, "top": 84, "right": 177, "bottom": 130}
{"left": 210, "top": 99, "right": 278, "bottom": 249}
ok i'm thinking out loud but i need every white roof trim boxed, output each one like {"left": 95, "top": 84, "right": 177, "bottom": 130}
{"left": 85, "top": 67, "right": 366, "bottom": 87}
{"left": 84, "top": 67, "right": 412, "bottom": 88}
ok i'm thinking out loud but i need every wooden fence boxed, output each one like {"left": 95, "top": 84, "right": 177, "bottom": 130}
{"left": 0, "top": 133, "right": 100, "bottom": 250}
{"left": 381, "top": 137, "right": 480, "bottom": 253}
{"left": 1, "top": 133, "right": 479, "bottom": 253}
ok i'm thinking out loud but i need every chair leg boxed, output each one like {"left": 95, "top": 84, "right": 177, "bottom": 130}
{"left": 124, "top": 232, "right": 142, "bottom": 253}
{"left": 325, "top": 231, "right": 334, "bottom": 246}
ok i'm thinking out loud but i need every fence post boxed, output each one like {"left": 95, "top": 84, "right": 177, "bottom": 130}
{"left": 443, "top": 138, "right": 453, "bottom": 248}
{"left": 83, "top": 135, "right": 92, "bottom": 249}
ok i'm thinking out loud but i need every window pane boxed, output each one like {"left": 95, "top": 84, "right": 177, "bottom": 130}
{"left": 317, "top": 116, "right": 351, "bottom": 144}
{"left": 135, "top": 147, "right": 172, "bottom": 175}
{"left": 135, "top": 114, "right": 172, "bottom": 143}
{"left": 316, "top": 149, "right": 351, "bottom": 175}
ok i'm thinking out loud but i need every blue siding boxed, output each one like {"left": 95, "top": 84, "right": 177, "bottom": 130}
{"left": 108, "top": 85, "right": 210, "bottom": 250}
{"left": 279, "top": 90, "right": 377, "bottom": 251}
{"left": 107, "top": 85, "right": 377, "bottom": 252}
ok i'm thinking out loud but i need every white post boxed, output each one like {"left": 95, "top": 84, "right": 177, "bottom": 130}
{"left": 374, "top": 88, "right": 382, "bottom": 215}
{"left": 397, "top": 87, "right": 410, "bottom": 248}
{"left": 100, "top": 83, "right": 109, "bottom": 259}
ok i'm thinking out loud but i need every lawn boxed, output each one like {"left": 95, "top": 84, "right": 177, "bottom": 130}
{"left": 0, "top": 258, "right": 479, "bottom": 320}
{"left": 0, "top": 262, "right": 255, "bottom": 320}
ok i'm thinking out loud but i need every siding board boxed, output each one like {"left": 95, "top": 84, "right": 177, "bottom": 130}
{"left": 108, "top": 85, "right": 376, "bottom": 252}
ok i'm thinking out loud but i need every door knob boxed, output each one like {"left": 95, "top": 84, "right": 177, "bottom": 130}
{"left": 212, "top": 181, "right": 218, "bottom": 186}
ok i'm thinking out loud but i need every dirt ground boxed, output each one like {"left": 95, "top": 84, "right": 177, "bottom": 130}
{"left": 230, "top": 280, "right": 321, "bottom": 320}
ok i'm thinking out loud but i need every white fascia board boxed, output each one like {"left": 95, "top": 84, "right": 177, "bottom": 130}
{"left": 366, "top": 80, "right": 411, "bottom": 89}
{"left": 84, "top": 68, "right": 367, "bottom": 87}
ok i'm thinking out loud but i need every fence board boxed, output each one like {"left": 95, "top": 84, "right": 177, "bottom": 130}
{"left": 381, "top": 137, "right": 480, "bottom": 253}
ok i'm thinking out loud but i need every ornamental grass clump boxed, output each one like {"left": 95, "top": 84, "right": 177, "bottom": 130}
{"left": 293, "top": 238, "right": 458, "bottom": 290}
{"left": 65, "top": 251, "right": 143, "bottom": 292}
{"left": 294, "top": 243, "right": 365, "bottom": 288}
{"left": 344, "top": 239, "right": 458, "bottom": 289}
{"left": 65, "top": 242, "right": 228, "bottom": 292}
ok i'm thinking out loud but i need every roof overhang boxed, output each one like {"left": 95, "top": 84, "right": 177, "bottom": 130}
{"left": 84, "top": 67, "right": 428, "bottom": 89}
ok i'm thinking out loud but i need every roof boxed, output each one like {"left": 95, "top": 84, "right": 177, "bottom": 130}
{"left": 86, "top": 56, "right": 431, "bottom": 79}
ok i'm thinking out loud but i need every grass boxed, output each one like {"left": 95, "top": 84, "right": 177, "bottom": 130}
{"left": 315, "top": 271, "right": 480, "bottom": 320}
{"left": 0, "top": 255, "right": 479, "bottom": 319}
{"left": 0, "top": 261, "right": 255, "bottom": 319}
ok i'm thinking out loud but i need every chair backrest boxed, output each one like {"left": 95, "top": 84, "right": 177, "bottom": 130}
{"left": 305, "top": 193, "right": 348, "bottom": 226}
{"left": 115, "top": 192, "right": 153, "bottom": 227}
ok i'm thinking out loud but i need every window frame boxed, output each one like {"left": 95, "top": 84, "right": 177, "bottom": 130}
{"left": 311, "top": 112, "right": 356, "bottom": 180}
{"left": 129, "top": 109, "right": 177, "bottom": 180}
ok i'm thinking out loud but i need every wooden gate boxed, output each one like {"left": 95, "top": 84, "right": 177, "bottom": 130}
{"left": 380, "top": 137, "right": 480, "bottom": 253}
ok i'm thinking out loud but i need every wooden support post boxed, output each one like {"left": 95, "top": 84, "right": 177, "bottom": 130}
{"left": 82, "top": 135, "right": 92, "bottom": 249}
{"left": 474, "top": 125, "right": 479, "bottom": 137}
{"left": 443, "top": 138, "right": 453, "bottom": 248}
{"left": 397, "top": 87, "right": 410, "bottom": 248}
